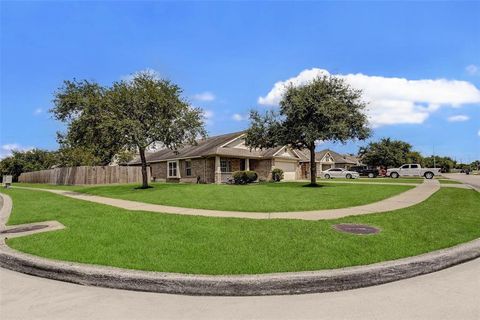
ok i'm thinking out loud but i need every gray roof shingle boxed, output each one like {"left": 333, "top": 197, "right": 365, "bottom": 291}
{"left": 129, "top": 131, "right": 289, "bottom": 164}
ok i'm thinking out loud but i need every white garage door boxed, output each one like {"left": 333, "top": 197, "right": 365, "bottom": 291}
{"left": 275, "top": 161, "right": 297, "bottom": 181}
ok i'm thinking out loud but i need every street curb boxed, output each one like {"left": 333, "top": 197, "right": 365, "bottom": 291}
{"left": 1, "top": 193, "right": 479, "bottom": 296}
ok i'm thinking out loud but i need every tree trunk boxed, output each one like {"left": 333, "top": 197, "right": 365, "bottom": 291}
{"left": 309, "top": 143, "right": 317, "bottom": 186}
{"left": 138, "top": 147, "right": 149, "bottom": 189}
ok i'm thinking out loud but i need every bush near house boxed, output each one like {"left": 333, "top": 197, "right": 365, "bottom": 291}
{"left": 271, "top": 168, "right": 284, "bottom": 182}
{"left": 232, "top": 170, "right": 258, "bottom": 184}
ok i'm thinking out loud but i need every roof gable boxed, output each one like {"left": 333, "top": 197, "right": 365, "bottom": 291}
{"left": 273, "top": 146, "right": 300, "bottom": 159}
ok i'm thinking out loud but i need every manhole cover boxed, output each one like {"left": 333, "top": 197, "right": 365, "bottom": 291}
{"left": 1, "top": 224, "right": 49, "bottom": 234}
{"left": 333, "top": 224, "right": 380, "bottom": 235}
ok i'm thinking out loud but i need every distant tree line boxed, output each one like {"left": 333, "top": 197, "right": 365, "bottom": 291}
{"left": 358, "top": 138, "right": 478, "bottom": 172}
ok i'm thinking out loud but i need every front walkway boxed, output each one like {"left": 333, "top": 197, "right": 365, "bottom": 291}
{"left": 16, "top": 180, "right": 441, "bottom": 220}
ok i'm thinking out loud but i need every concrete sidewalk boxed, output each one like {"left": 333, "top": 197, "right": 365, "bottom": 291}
{"left": 1, "top": 258, "right": 478, "bottom": 320}
{"left": 16, "top": 180, "right": 441, "bottom": 220}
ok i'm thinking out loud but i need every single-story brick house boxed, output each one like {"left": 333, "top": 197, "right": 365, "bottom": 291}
{"left": 128, "top": 131, "right": 361, "bottom": 183}
{"left": 315, "top": 149, "right": 362, "bottom": 171}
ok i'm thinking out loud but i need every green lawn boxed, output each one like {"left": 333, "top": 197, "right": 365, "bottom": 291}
{"left": 59, "top": 182, "right": 412, "bottom": 212}
{"left": 3, "top": 187, "right": 480, "bottom": 275}
{"left": 437, "top": 179, "right": 462, "bottom": 184}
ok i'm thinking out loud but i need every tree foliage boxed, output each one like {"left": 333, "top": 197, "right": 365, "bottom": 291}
{"left": 55, "top": 146, "right": 103, "bottom": 167}
{"left": 423, "top": 155, "right": 456, "bottom": 172}
{"left": 246, "top": 75, "right": 371, "bottom": 185}
{"left": 51, "top": 71, "right": 206, "bottom": 188}
{"left": 52, "top": 80, "right": 123, "bottom": 165}
{"left": 359, "top": 138, "right": 413, "bottom": 168}
{"left": 0, "top": 149, "right": 57, "bottom": 181}
{"left": 359, "top": 139, "right": 462, "bottom": 172}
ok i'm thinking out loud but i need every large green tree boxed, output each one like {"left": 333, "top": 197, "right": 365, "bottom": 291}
{"left": 359, "top": 138, "right": 412, "bottom": 168}
{"left": 53, "top": 80, "right": 123, "bottom": 165}
{"left": 52, "top": 71, "right": 206, "bottom": 188}
{"left": 246, "top": 75, "right": 371, "bottom": 186}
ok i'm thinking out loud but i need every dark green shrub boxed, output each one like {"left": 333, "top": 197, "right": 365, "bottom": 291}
{"left": 232, "top": 170, "right": 258, "bottom": 184}
{"left": 232, "top": 171, "right": 247, "bottom": 184}
{"left": 245, "top": 170, "right": 258, "bottom": 183}
{"left": 271, "top": 168, "right": 284, "bottom": 182}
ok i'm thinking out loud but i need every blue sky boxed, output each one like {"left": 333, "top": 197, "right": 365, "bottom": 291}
{"left": 1, "top": 1, "right": 479, "bottom": 162}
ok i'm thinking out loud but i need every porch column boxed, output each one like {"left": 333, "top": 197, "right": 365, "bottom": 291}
{"left": 215, "top": 156, "right": 221, "bottom": 184}
{"left": 245, "top": 158, "right": 250, "bottom": 171}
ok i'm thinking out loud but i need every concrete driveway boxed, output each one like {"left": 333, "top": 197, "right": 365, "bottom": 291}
{"left": 1, "top": 257, "right": 479, "bottom": 320}
{"left": 444, "top": 173, "right": 480, "bottom": 190}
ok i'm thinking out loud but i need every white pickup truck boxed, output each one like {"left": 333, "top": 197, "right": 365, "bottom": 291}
{"left": 386, "top": 164, "right": 441, "bottom": 179}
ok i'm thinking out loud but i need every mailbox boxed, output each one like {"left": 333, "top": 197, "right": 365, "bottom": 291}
{"left": 2, "top": 175, "right": 12, "bottom": 188}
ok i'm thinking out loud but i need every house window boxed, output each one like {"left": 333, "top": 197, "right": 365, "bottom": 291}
{"left": 220, "top": 159, "right": 231, "bottom": 173}
{"left": 168, "top": 161, "right": 178, "bottom": 177}
{"left": 185, "top": 160, "right": 192, "bottom": 176}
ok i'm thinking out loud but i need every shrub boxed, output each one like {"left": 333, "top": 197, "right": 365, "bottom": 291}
{"left": 245, "top": 170, "right": 258, "bottom": 183}
{"left": 232, "top": 170, "right": 258, "bottom": 184}
{"left": 271, "top": 168, "right": 284, "bottom": 182}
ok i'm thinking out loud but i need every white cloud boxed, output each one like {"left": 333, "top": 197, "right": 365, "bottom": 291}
{"left": 447, "top": 115, "right": 470, "bottom": 122}
{"left": 232, "top": 113, "right": 249, "bottom": 121}
{"left": 466, "top": 64, "right": 479, "bottom": 76}
{"left": 0, "top": 143, "right": 34, "bottom": 159}
{"left": 33, "top": 108, "right": 43, "bottom": 115}
{"left": 193, "top": 91, "right": 215, "bottom": 102}
{"left": 478, "top": 129, "right": 480, "bottom": 137}
{"left": 258, "top": 68, "right": 480, "bottom": 127}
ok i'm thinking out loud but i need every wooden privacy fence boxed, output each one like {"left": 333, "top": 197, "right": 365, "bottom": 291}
{"left": 18, "top": 166, "right": 150, "bottom": 185}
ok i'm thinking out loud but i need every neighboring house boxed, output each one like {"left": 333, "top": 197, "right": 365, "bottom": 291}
{"left": 297, "top": 149, "right": 362, "bottom": 179}
{"left": 315, "top": 149, "right": 361, "bottom": 171}
{"left": 128, "top": 131, "right": 308, "bottom": 183}
{"left": 128, "top": 132, "right": 362, "bottom": 183}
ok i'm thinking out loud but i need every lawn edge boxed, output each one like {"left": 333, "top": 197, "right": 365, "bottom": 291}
{"left": 1, "top": 193, "right": 479, "bottom": 296}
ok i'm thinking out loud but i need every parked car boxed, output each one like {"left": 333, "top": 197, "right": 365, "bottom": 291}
{"left": 350, "top": 165, "right": 379, "bottom": 178}
{"left": 321, "top": 168, "right": 360, "bottom": 179}
{"left": 386, "top": 164, "right": 441, "bottom": 179}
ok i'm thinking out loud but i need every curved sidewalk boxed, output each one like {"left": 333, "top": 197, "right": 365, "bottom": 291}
{"left": 16, "top": 180, "right": 441, "bottom": 220}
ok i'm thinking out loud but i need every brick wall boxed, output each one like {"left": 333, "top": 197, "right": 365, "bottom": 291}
{"left": 151, "top": 162, "right": 167, "bottom": 181}
{"left": 151, "top": 158, "right": 216, "bottom": 183}
{"left": 250, "top": 159, "right": 272, "bottom": 181}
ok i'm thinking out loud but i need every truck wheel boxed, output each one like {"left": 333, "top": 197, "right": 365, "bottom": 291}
{"left": 368, "top": 173, "right": 375, "bottom": 178}
{"left": 346, "top": 174, "right": 352, "bottom": 179}
{"left": 324, "top": 174, "right": 331, "bottom": 179}
{"left": 424, "top": 172, "right": 434, "bottom": 179}
{"left": 391, "top": 172, "right": 399, "bottom": 179}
